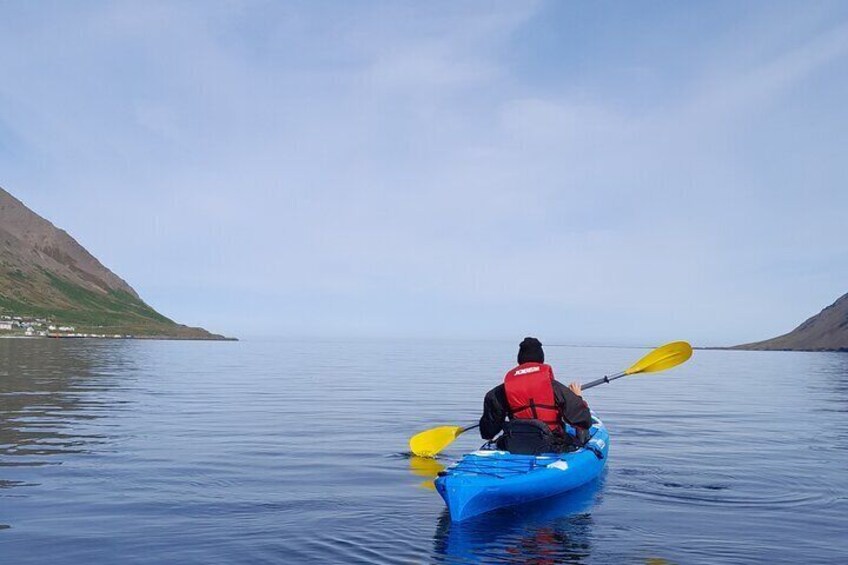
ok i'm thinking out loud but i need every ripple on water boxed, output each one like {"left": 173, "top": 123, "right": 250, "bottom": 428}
{"left": 611, "top": 464, "right": 836, "bottom": 509}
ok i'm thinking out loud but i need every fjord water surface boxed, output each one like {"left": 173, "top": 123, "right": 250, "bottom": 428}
{"left": 1, "top": 338, "right": 846, "bottom": 564}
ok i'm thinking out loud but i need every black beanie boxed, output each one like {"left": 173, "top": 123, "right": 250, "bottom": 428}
{"left": 517, "top": 337, "right": 544, "bottom": 364}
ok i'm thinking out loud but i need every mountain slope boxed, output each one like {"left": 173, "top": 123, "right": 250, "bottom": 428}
{"left": 0, "top": 186, "right": 227, "bottom": 339}
{"left": 735, "top": 292, "right": 848, "bottom": 351}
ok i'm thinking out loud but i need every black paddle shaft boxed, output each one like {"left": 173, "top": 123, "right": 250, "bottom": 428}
{"left": 582, "top": 371, "right": 626, "bottom": 390}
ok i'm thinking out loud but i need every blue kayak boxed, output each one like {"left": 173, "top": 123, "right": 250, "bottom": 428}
{"left": 434, "top": 415, "right": 609, "bottom": 522}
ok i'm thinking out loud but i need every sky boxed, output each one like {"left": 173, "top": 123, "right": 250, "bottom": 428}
{"left": 1, "top": 1, "right": 847, "bottom": 345}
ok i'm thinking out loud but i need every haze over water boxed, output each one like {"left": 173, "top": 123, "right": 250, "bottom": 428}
{"left": 1, "top": 338, "right": 846, "bottom": 564}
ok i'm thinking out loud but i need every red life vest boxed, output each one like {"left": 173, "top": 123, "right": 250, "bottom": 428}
{"left": 503, "top": 362, "right": 562, "bottom": 430}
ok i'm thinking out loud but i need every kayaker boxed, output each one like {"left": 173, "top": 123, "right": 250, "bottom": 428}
{"left": 479, "top": 337, "right": 592, "bottom": 454}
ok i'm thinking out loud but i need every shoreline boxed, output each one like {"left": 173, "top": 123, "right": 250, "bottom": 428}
{"left": 700, "top": 345, "right": 848, "bottom": 353}
{"left": 0, "top": 334, "right": 238, "bottom": 342}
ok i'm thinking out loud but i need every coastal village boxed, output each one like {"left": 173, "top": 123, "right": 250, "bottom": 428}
{"left": 0, "top": 314, "right": 132, "bottom": 339}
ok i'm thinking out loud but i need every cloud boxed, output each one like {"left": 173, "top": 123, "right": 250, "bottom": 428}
{"left": 1, "top": 1, "right": 847, "bottom": 343}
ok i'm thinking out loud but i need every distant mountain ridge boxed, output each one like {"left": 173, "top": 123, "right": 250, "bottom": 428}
{"left": 0, "top": 186, "right": 227, "bottom": 339}
{"left": 735, "top": 292, "right": 848, "bottom": 351}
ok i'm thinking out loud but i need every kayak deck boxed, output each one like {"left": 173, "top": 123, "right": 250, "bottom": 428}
{"left": 434, "top": 418, "right": 609, "bottom": 522}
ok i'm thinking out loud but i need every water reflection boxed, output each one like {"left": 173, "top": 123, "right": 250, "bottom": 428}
{"left": 432, "top": 475, "right": 604, "bottom": 564}
{"left": 816, "top": 353, "right": 848, "bottom": 397}
{"left": 409, "top": 456, "right": 445, "bottom": 490}
{"left": 0, "top": 339, "right": 137, "bottom": 478}
{"left": 807, "top": 353, "right": 848, "bottom": 449}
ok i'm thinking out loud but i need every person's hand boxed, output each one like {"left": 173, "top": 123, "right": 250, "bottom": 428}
{"left": 569, "top": 381, "right": 583, "bottom": 397}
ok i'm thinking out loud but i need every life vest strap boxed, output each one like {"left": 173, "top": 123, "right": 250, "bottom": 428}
{"left": 507, "top": 403, "right": 559, "bottom": 413}
{"left": 506, "top": 402, "right": 561, "bottom": 425}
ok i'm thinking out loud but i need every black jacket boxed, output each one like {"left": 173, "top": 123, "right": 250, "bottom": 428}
{"left": 479, "top": 380, "right": 592, "bottom": 440}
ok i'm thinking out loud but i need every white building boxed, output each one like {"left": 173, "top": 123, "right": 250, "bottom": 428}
{"left": 0, "top": 321, "right": 13, "bottom": 331}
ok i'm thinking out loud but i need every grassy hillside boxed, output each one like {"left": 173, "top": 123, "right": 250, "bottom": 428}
{"left": 1, "top": 186, "right": 230, "bottom": 340}
{"left": 0, "top": 266, "right": 225, "bottom": 339}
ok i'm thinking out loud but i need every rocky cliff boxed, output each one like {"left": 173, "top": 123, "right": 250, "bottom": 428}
{"left": 735, "top": 292, "right": 848, "bottom": 351}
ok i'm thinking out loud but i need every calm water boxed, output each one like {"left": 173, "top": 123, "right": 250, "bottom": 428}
{"left": 1, "top": 338, "right": 846, "bottom": 564}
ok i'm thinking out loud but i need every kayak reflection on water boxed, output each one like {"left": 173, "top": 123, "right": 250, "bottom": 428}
{"left": 432, "top": 474, "right": 604, "bottom": 564}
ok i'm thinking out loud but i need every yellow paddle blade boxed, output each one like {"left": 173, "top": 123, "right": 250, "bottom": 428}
{"left": 624, "top": 341, "right": 693, "bottom": 375}
{"left": 409, "top": 425, "right": 464, "bottom": 458}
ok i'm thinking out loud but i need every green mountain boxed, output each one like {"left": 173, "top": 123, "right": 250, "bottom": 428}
{"left": 0, "top": 186, "right": 229, "bottom": 339}
{"left": 734, "top": 292, "right": 848, "bottom": 351}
